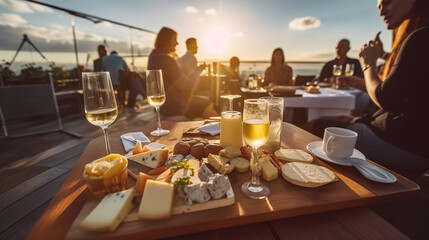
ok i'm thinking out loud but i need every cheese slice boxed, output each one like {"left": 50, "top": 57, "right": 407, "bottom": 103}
{"left": 80, "top": 188, "right": 137, "bottom": 231}
{"left": 138, "top": 180, "right": 174, "bottom": 220}
{"left": 127, "top": 149, "right": 169, "bottom": 169}
{"left": 135, "top": 172, "right": 155, "bottom": 196}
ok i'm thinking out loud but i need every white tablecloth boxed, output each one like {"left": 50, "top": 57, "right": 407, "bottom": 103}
{"left": 284, "top": 88, "right": 356, "bottom": 122}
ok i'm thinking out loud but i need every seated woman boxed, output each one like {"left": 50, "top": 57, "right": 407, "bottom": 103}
{"left": 263, "top": 48, "right": 293, "bottom": 88}
{"left": 311, "top": 0, "right": 429, "bottom": 176}
{"left": 147, "top": 27, "right": 218, "bottom": 119}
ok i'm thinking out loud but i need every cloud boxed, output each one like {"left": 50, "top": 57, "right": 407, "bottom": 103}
{"left": 0, "top": 23, "right": 152, "bottom": 55}
{"left": 0, "top": 13, "right": 27, "bottom": 26}
{"left": 0, "top": 0, "right": 33, "bottom": 12}
{"left": 289, "top": 16, "right": 321, "bottom": 30}
{"left": 185, "top": 6, "right": 199, "bottom": 13}
{"left": 28, "top": 2, "right": 54, "bottom": 13}
{"left": 205, "top": 8, "right": 217, "bottom": 16}
{"left": 96, "top": 21, "right": 113, "bottom": 28}
{"left": 0, "top": 0, "right": 53, "bottom": 13}
{"left": 50, "top": 23, "right": 66, "bottom": 30}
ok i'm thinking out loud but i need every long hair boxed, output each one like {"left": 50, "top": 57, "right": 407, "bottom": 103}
{"left": 154, "top": 27, "right": 177, "bottom": 53}
{"left": 270, "top": 48, "right": 285, "bottom": 66}
{"left": 379, "top": 0, "right": 429, "bottom": 80}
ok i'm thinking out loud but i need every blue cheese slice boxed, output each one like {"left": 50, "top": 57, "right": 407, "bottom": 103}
{"left": 198, "top": 163, "right": 214, "bottom": 182}
{"left": 183, "top": 183, "right": 211, "bottom": 205}
{"left": 207, "top": 173, "right": 231, "bottom": 199}
{"left": 127, "top": 149, "right": 169, "bottom": 169}
{"left": 80, "top": 188, "right": 137, "bottom": 232}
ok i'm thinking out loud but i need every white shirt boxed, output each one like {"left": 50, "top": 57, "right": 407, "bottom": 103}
{"left": 178, "top": 52, "right": 197, "bottom": 77}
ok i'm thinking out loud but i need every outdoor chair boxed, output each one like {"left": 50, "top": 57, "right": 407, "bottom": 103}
{"left": 294, "top": 75, "right": 316, "bottom": 86}
{"left": 0, "top": 73, "right": 81, "bottom": 138}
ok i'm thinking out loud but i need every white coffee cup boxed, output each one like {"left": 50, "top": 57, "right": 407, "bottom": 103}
{"left": 323, "top": 127, "right": 358, "bottom": 158}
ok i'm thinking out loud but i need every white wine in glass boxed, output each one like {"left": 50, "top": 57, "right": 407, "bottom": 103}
{"left": 332, "top": 64, "right": 342, "bottom": 89}
{"left": 82, "top": 72, "right": 118, "bottom": 154}
{"left": 146, "top": 69, "right": 170, "bottom": 136}
{"left": 345, "top": 63, "right": 355, "bottom": 76}
{"left": 332, "top": 64, "right": 342, "bottom": 76}
{"left": 241, "top": 99, "right": 270, "bottom": 199}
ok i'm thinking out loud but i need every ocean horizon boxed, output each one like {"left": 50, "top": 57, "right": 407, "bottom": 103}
{"left": 5, "top": 60, "right": 324, "bottom": 79}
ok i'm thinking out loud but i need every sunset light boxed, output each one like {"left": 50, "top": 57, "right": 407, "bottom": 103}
{"left": 206, "top": 27, "right": 230, "bottom": 54}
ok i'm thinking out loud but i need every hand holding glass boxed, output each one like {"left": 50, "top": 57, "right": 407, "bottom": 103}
{"left": 146, "top": 69, "right": 170, "bottom": 136}
{"left": 82, "top": 72, "right": 118, "bottom": 154}
{"left": 241, "top": 99, "right": 270, "bottom": 199}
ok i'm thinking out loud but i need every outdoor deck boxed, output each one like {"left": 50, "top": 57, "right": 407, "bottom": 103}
{"left": 0, "top": 103, "right": 157, "bottom": 240}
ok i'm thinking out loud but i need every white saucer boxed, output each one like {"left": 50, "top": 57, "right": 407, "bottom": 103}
{"left": 306, "top": 141, "right": 366, "bottom": 166}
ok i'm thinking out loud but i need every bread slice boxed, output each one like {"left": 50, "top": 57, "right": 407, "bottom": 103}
{"left": 230, "top": 157, "right": 250, "bottom": 172}
{"left": 281, "top": 162, "right": 338, "bottom": 188}
{"left": 275, "top": 149, "right": 313, "bottom": 163}
{"left": 223, "top": 146, "right": 242, "bottom": 159}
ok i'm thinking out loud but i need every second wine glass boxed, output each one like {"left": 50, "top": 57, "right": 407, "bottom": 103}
{"left": 332, "top": 64, "right": 343, "bottom": 89}
{"left": 241, "top": 99, "right": 270, "bottom": 199}
{"left": 220, "top": 94, "right": 241, "bottom": 111}
{"left": 146, "top": 69, "right": 170, "bottom": 136}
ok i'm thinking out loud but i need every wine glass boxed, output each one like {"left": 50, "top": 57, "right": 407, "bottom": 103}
{"left": 220, "top": 94, "right": 241, "bottom": 111}
{"left": 345, "top": 63, "right": 355, "bottom": 76}
{"left": 332, "top": 64, "right": 342, "bottom": 88}
{"left": 146, "top": 69, "right": 170, "bottom": 136}
{"left": 82, "top": 72, "right": 118, "bottom": 154}
{"left": 241, "top": 99, "right": 270, "bottom": 199}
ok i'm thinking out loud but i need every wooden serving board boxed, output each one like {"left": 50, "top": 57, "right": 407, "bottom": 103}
{"left": 70, "top": 159, "right": 235, "bottom": 232}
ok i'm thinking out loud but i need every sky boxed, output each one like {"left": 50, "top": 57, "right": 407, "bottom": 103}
{"left": 0, "top": 0, "right": 389, "bottom": 73}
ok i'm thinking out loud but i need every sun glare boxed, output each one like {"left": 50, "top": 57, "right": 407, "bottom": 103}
{"left": 206, "top": 27, "right": 230, "bottom": 54}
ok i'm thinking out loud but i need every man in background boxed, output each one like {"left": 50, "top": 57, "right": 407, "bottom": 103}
{"left": 178, "top": 38, "right": 206, "bottom": 77}
{"left": 318, "top": 39, "right": 363, "bottom": 81}
{"left": 93, "top": 44, "right": 107, "bottom": 71}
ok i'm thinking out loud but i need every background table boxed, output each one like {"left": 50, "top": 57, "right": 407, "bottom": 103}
{"left": 284, "top": 88, "right": 355, "bottom": 122}
{"left": 28, "top": 121, "right": 419, "bottom": 240}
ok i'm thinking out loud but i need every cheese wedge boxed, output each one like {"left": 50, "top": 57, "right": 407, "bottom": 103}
{"left": 138, "top": 180, "right": 174, "bottom": 220}
{"left": 135, "top": 172, "right": 155, "bottom": 196}
{"left": 207, "top": 154, "right": 234, "bottom": 175}
{"left": 281, "top": 162, "right": 338, "bottom": 188}
{"left": 80, "top": 188, "right": 137, "bottom": 231}
{"left": 127, "top": 149, "right": 169, "bottom": 169}
{"left": 260, "top": 161, "right": 278, "bottom": 182}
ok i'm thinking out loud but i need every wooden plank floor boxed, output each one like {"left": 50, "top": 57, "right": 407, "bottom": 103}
{"left": 0, "top": 102, "right": 157, "bottom": 240}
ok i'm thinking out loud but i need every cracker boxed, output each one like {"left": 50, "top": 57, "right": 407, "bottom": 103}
{"left": 281, "top": 162, "right": 338, "bottom": 188}
{"left": 275, "top": 149, "right": 313, "bottom": 163}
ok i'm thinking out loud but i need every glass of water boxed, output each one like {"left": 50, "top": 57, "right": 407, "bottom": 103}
{"left": 259, "top": 96, "right": 284, "bottom": 153}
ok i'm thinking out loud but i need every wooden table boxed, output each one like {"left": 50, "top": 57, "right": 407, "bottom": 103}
{"left": 27, "top": 121, "right": 418, "bottom": 240}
